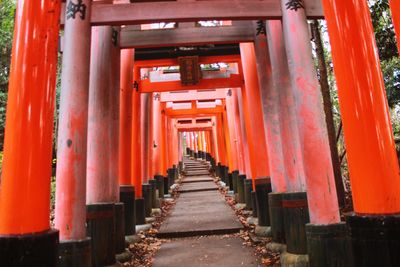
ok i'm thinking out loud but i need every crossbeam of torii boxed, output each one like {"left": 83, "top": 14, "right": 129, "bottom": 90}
{"left": 60, "top": 0, "right": 324, "bottom": 26}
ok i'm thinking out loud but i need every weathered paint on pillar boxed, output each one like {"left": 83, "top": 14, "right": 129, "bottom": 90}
{"left": 211, "top": 118, "right": 220, "bottom": 163}
{"left": 222, "top": 102, "right": 234, "bottom": 170}
{"left": 132, "top": 66, "right": 142, "bottom": 197}
{"left": 322, "top": 0, "right": 400, "bottom": 214}
{"left": 172, "top": 120, "right": 179, "bottom": 165}
{"left": 119, "top": 49, "right": 134, "bottom": 186}
{"left": 239, "top": 43, "right": 270, "bottom": 180}
{"left": 148, "top": 94, "right": 154, "bottom": 178}
{"left": 110, "top": 27, "right": 121, "bottom": 202}
{"left": 236, "top": 88, "right": 252, "bottom": 177}
{"left": 87, "top": 26, "right": 114, "bottom": 204}
{"left": 0, "top": 0, "right": 61, "bottom": 234}
{"left": 152, "top": 94, "right": 162, "bottom": 175}
{"left": 216, "top": 115, "right": 228, "bottom": 166}
{"left": 160, "top": 102, "right": 167, "bottom": 174}
{"left": 178, "top": 132, "right": 183, "bottom": 162}
{"left": 390, "top": 0, "right": 400, "bottom": 53}
{"left": 141, "top": 93, "right": 151, "bottom": 184}
{"left": 252, "top": 21, "right": 286, "bottom": 192}
{"left": 226, "top": 91, "right": 240, "bottom": 171}
{"left": 231, "top": 89, "right": 246, "bottom": 174}
{"left": 265, "top": 20, "right": 305, "bottom": 193}
{"left": 281, "top": 1, "right": 340, "bottom": 224}
{"left": 55, "top": 0, "right": 92, "bottom": 240}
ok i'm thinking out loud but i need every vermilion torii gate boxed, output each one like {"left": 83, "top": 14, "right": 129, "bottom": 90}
{"left": 1, "top": 1, "right": 400, "bottom": 267}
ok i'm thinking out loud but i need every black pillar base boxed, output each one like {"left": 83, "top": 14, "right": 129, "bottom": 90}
{"left": 268, "top": 192, "right": 286, "bottom": 244}
{"left": 244, "top": 179, "right": 253, "bottom": 210}
{"left": 251, "top": 191, "right": 258, "bottom": 217}
{"left": 135, "top": 198, "right": 146, "bottom": 225}
{"left": 232, "top": 170, "right": 239, "bottom": 193}
{"left": 224, "top": 166, "right": 229, "bottom": 186}
{"left": 167, "top": 168, "right": 175, "bottom": 187}
{"left": 228, "top": 173, "right": 234, "bottom": 191}
{"left": 216, "top": 163, "right": 222, "bottom": 179}
{"left": 163, "top": 176, "right": 170, "bottom": 195}
{"left": 346, "top": 213, "right": 400, "bottom": 267}
{"left": 0, "top": 229, "right": 59, "bottom": 267}
{"left": 255, "top": 178, "right": 272, "bottom": 226}
{"left": 237, "top": 174, "right": 246, "bottom": 204}
{"left": 149, "top": 179, "right": 158, "bottom": 209}
{"left": 120, "top": 185, "right": 136, "bottom": 235}
{"left": 306, "top": 222, "right": 352, "bottom": 267}
{"left": 282, "top": 192, "right": 309, "bottom": 255}
{"left": 58, "top": 238, "right": 91, "bottom": 267}
{"left": 142, "top": 184, "right": 152, "bottom": 217}
{"left": 154, "top": 175, "right": 165, "bottom": 198}
{"left": 86, "top": 203, "right": 116, "bottom": 267}
{"left": 114, "top": 202, "right": 126, "bottom": 254}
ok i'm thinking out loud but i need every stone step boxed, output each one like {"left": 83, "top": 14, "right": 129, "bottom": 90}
{"left": 153, "top": 236, "right": 261, "bottom": 267}
{"left": 178, "top": 181, "right": 218, "bottom": 193}
{"left": 157, "top": 190, "right": 243, "bottom": 238}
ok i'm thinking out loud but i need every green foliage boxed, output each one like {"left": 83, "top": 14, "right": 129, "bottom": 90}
{"left": 0, "top": 0, "right": 15, "bottom": 150}
{"left": 369, "top": 0, "right": 400, "bottom": 107}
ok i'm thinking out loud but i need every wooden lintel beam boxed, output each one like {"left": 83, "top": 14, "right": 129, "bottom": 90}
{"left": 165, "top": 107, "right": 223, "bottom": 117}
{"left": 120, "top": 23, "right": 254, "bottom": 48}
{"left": 60, "top": 0, "right": 324, "bottom": 26}
{"left": 134, "top": 55, "right": 241, "bottom": 68}
{"left": 140, "top": 74, "right": 243, "bottom": 93}
{"left": 178, "top": 127, "right": 213, "bottom": 132}
{"left": 160, "top": 89, "right": 227, "bottom": 102}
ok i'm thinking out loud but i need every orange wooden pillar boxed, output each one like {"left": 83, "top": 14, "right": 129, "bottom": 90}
{"left": 253, "top": 22, "right": 286, "bottom": 193}
{"left": 231, "top": 89, "right": 246, "bottom": 174}
{"left": 211, "top": 118, "right": 220, "bottom": 163}
{"left": 186, "top": 131, "right": 192, "bottom": 155}
{"left": 239, "top": 43, "right": 270, "bottom": 183}
{"left": 235, "top": 88, "right": 252, "bottom": 178}
{"left": 160, "top": 102, "right": 168, "bottom": 175}
{"left": 132, "top": 66, "right": 142, "bottom": 198}
{"left": 140, "top": 93, "right": 151, "bottom": 184}
{"left": 178, "top": 132, "right": 183, "bottom": 162}
{"left": 222, "top": 101, "right": 234, "bottom": 171}
{"left": 166, "top": 117, "right": 173, "bottom": 168}
{"left": 109, "top": 28, "right": 121, "bottom": 205}
{"left": 119, "top": 50, "right": 134, "bottom": 188}
{"left": 54, "top": 1, "right": 92, "bottom": 265}
{"left": 322, "top": 0, "right": 400, "bottom": 264}
{"left": 148, "top": 94, "right": 154, "bottom": 179}
{"left": 152, "top": 94, "right": 163, "bottom": 176}
{"left": 225, "top": 91, "right": 240, "bottom": 172}
{"left": 86, "top": 25, "right": 120, "bottom": 265}
{"left": 390, "top": 0, "right": 400, "bottom": 52}
{"left": 216, "top": 115, "right": 228, "bottom": 167}
{"left": 132, "top": 66, "right": 147, "bottom": 225}
{"left": 0, "top": 1, "right": 61, "bottom": 265}
{"left": 266, "top": 20, "right": 306, "bottom": 193}
{"left": 119, "top": 49, "right": 136, "bottom": 237}
{"left": 172, "top": 119, "right": 179, "bottom": 166}
{"left": 281, "top": 0, "right": 340, "bottom": 224}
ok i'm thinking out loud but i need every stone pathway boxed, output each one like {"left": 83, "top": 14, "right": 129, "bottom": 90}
{"left": 153, "top": 158, "right": 261, "bottom": 267}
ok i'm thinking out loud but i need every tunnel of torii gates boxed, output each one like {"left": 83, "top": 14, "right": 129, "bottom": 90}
{"left": 1, "top": 0, "right": 400, "bottom": 267}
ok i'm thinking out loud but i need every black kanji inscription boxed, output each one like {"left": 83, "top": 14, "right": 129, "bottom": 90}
{"left": 256, "top": 20, "right": 266, "bottom": 36}
{"left": 112, "top": 28, "right": 119, "bottom": 47}
{"left": 133, "top": 81, "right": 139, "bottom": 92}
{"left": 66, "top": 0, "right": 87, "bottom": 20}
{"left": 285, "top": 0, "right": 304, "bottom": 11}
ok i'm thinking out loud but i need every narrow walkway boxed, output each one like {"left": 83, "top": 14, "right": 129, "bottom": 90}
{"left": 153, "top": 158, "right": 261, "bottom": 267}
